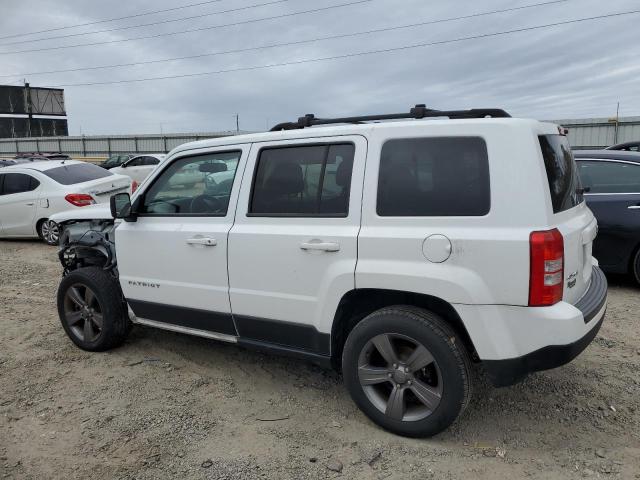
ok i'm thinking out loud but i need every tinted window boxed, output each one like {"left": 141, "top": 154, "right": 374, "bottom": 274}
{"left": 577, "top": 160, "right": 640, "bottom": 193}
{"left": 142, "top": 156, "right": 160, "bottom": 166}
{"left": 141, "top": 151, "right": 241, "bottom": 215}
{"left": 377, "top": 137, "right": 489, "bottom": 216}
{"left": 127, "top": 157, "right": 144, "bottom": 167}
{"left": 250, "top": 143, "right": 354, "bottom": 216}
{"left": 0, "top": 173, "right": 40, "bottom": 195}
{"left": 43, "top": 163, "right": 112, "bottom": 185}
{"left": 539, "top": 135, "right": 583, "bottom": 213}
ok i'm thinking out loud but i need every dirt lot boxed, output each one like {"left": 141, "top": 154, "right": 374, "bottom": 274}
{"left": 1, "top": 240, "right": 639, "bottom": 480}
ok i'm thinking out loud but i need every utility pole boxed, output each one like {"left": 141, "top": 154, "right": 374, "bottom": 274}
{"left": 235, "top": 114, "right": 239, "bottom": 133}
{"left": 614, "top": 102, "right": 620, "bottom": 144}
{"left": 24, "top": 80, "right": 33, "bottom": 138}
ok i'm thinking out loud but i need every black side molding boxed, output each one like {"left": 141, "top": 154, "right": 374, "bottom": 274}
{"left": 234, "top": 314, "right": 331, "bottom": 356}
{"left": 127, "top": 299, "right": 237, "bottom": 336}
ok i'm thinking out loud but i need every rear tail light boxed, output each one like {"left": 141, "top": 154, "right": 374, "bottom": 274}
{"left": 529, "top": 228, "right": 564, "bottom": 306}
{"left": 131, "top": 181, "right": 139, "bottom": 193}
{"left": 64, "top": 193, "right": 95, "bottom": 207}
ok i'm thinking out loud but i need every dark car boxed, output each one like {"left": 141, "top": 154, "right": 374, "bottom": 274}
{"left": 605, "top": 141, "right": 640, "bottom": 152}
{"left": 0, "top": 159, "right": 17, "bottom": 167}
{"left": 100, "top": 154, "right": 134, "bottom": 169}
{"left": 574, "top": 150, "right": 640, "bottom": 284}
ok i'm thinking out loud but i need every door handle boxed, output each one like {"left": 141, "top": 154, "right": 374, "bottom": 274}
{"left": 628, "top": 205, "right": 640, "bottom": 210}
{"left": 186, "top": 237, "right": 217, "bottom": 246}
{"left": 300, "top": 241, "right": 340, "bottom": 252}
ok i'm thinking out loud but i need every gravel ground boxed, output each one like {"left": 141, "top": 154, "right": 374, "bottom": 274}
{"left": 1, "top": 240, "right": 639, "bottom": 480}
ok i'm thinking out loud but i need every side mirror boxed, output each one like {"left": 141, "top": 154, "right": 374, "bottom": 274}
{"left": 110, "top": 192, "right": 134, "bottom": 220}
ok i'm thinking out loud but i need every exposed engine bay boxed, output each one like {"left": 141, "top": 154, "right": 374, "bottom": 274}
{"left": 58, "top": 219, "right": 118, "bottom": 274}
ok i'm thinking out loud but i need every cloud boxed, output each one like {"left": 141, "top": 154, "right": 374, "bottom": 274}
{"left": 1, "top": 0, "right": 638, "bottom": 134}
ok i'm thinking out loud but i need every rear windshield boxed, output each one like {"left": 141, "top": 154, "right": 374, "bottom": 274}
{"left": 538, "top": 135, "right": 583, "bottom": 213}
{"left": 42, "top": 163, "right": 113, "bottom": 185}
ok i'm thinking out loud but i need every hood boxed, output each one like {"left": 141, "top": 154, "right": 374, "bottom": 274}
{"left": 50, "top": 204, "right": 113, "bottom": 224}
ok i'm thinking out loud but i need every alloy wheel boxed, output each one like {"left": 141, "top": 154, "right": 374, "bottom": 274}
{"left": 357, "top": 333, "right": 443, "bottom": 422}
{"left": 41, "top": 220, "right": 59, "bottom": 244}
{"left": 62, "top": 284, "right": 104, "bottom": 343}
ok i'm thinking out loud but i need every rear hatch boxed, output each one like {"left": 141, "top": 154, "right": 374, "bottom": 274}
{"left": 42, "top": 162, "right": 131, "bottom": 203}
{"left": 539, "top": 133, "right": 596, "bottom": 305}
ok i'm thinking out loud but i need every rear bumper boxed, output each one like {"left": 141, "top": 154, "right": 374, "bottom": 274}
{"left": 482, "top": 267, "right": 607, "bottom": 387}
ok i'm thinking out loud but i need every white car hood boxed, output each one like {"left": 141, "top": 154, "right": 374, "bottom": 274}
{"left": 50, "top": 204, "right": 113, "bottom": 223}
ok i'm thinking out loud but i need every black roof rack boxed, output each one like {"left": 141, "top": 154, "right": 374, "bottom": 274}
{"left": 270, "top": 104, "right": 511, "bottom": 131}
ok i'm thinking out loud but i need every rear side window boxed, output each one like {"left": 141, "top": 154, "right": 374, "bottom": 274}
{"left": 250, "top": 143, "right": 355, "bottom": 216}
{"left": 377, "top": 137, "right": 490, "bottom": 216}
{"left": 142, "top": 156, "right": 160, "bottom": 166}
{"left": 539, "top": 135, "right": 583, "bottom": 213}
{"left": 42, "top": 163, "right": 112, "bottom": 185}
{"left": 0, "top": 173, "right": 40, "bottom": 195}
{"left": 577, "top": 160, "right": 640, "bottom": 193}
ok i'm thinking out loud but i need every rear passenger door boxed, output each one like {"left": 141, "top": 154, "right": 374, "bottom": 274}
{"left": 228, "top": 136, "right": 366, "bottom": 357}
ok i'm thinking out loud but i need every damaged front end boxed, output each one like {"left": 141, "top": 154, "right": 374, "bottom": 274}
{"left": 57, "top": 218, "right": 117, "bottom": 274}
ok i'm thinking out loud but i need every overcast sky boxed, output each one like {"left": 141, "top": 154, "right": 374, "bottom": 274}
{"left": 1, "top": 0, "right": 638, "bottom": 135}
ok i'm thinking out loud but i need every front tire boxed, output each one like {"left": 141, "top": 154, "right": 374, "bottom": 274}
{"left": 57, "top": 267, "right": 131, "bottom": 351}
{"left": 342, "top": 306, "right": 472, "bottom": 437}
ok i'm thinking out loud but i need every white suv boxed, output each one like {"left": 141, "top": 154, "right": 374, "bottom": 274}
{"left": 52, "top": 106, "right": 607, "bottom": 437}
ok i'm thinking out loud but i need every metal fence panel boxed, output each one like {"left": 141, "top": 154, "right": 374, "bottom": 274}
{"left": 0, "top": 131, "right": 239, "bottom": 158}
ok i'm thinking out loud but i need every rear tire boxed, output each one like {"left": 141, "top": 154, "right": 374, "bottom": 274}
{"left": 38, "top": 219, "right": 59, "bottom": 245}
{"left": 632, "top": 247, "right": 640, "bottom": 286}
{"left": 342, "top": 306, "right": 472, "bottom": 437}
{"left": 57, "top": 267, "right": 131, "bottom": 351}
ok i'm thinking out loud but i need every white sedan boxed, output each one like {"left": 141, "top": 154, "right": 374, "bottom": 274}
{"left": 109, "top": 154, "right": 165, "bottom": 191}
{"left": 0, "top": 160, "right": 131, "bottom": 245}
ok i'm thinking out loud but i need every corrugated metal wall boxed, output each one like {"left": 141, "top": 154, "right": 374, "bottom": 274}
{"left": 551, "top": 116, "right": 640, "bottom": 149}
{"left": 1, "top": 117, "right": 639, "bottom": 155}
{"left": 0, "top": 131, "right": 240, "bottom": 157}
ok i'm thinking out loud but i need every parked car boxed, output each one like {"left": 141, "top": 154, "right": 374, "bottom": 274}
{"left": 605, "top": 141, "right": 640, "bottom": 152}
{"left": 51, "top": 106, "right": 606, "bottom": 437}
{"left": 109, "top": 154, "right": 166, "bottom": 191}
{"left": 574, "top": 150, "right": 640, "bottom": 284}
{"left": 15, "top": 152, "right": 71, "bottom": 161}
{"left": 0, "top": 159, "right": 17, "bottom": 167}
{"left": 0, "top": 160, "right": 131, "bottom": 245}
{"left": 100, "top": 154, "right": 135, "bottom": 170}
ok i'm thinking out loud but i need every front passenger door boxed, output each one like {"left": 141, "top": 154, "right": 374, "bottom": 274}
{"left": 0, "top": 172, "right": 40, "bottom": 236}
{"left": 116, "top": 147, "right": 248, "bottom": 337}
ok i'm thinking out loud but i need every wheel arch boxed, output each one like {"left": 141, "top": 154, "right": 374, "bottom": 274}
{"left": 35, "top": 217, "right": 48, "bottom": 237}
{"left": 330, "top": 288, "right": 477, "bottom": 369}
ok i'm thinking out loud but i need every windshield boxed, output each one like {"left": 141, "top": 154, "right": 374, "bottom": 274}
{"left": 42, "top": 163, "right": 113, "bottom": 185}
{"left": 539, "top": 135, "right": 583, "bottom": 213}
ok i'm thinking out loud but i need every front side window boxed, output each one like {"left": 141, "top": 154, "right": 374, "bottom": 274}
{"left": 577, "top": 160, "right": 640, "bottom": 194}
{"left": 0, "top": 173, "right": 40, "bottom": 195}
{"left": 250, "top": 143, "right": 354, "bottom": 216}
{"left": 377, "top": 137, "right": 490, "bottom": 216}
{"left": 141, "top": 151, "right": 241, "bottom": 215}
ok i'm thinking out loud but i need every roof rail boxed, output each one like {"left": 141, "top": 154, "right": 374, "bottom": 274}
{"left": 270, "top": 104, "right": 511, "bottom": 131}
